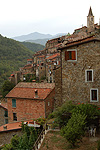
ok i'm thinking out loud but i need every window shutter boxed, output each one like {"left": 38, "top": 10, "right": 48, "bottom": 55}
{"left": 65, "top": 51, "right": 68, "bottom": 61}
{"left": 72, "top": 51, "right": 76, "bottom": 60}
{"left": 12, "top": 99, "right": 16, "bottom": 107}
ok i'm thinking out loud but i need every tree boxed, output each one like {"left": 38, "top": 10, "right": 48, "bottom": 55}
{"left": 61, "top": 113, "right": 86, "bottom": 147}
{"left": 1, "top": 80, "right": 15, "bottom": 97}
{"left": 72, "top": 103, "right": 100, "bottom": 127}
{"left": 11, "top": 135, "right": 19, "bottom": 149}
{"left": 50, "top": 101, "right": 75, "bottom": 128}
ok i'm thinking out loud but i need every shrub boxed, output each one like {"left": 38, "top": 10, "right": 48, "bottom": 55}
{"left": 97, "top": 140, "right": 100, "bottom": 150}
{"left": 61, "top": 113, "right": 86, "bottom": 147}
{"left": 53, "top": 101, "right": 75, "bottom": 128}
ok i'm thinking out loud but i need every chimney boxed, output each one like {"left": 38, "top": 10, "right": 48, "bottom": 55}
{"left": 35, "top": 89, "right": 38, "bottom": 98}
{"left": 3, "top": 125, "right": 7, "bottom": 130}
{"left": 32, "top": 80, "right": 36, "bottom": 82}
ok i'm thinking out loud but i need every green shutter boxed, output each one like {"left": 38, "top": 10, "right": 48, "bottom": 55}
{"left": 12, "top": 99, "right": 16, "bottom": 107}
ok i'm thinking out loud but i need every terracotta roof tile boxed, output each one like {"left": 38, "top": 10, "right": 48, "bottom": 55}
{"left": 6, "top": 82, "right": 55, "bottom": 100}
{"left": 46, "top": 53, "right": 60, "bottom": 60}
{"left": 14, "top": 82, "right": 55, "bottom": 89}
{"left": 59, "top": 36, "right": 100, "bottom": 50}
{"left": 0, "top": 120, "right": 39, "bottom": 132}
{"left": 0, "top": 103, "right": 8, "bottom": 109}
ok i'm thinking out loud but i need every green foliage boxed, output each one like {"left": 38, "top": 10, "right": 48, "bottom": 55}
{"left": 0, "top": 34, "right": 33, "bottom": 88}
{"left": 10, "top": 135, "right": 19, "bottom": 149}
{"left": 1, "top": 80, "right": 15, "bottom": 97}
{"left": 2, "top": 123, "right": 38, "bottom": 150}
{"left": 25, "top": 74, "right": 36, "bottom": 82}
{"left": 34, "top": 117, "right": 46, "bottom": 126}
{"left": 18, "top": 133, "right": 29, "bottom": 150}
{"left": 72, "top": 103, "right": 100, "bottom": 126}
{"left": 97, "top": 140, "right": 100, "bottom": 150}
{"left": 2, "top": 143, "right": 13, "bottom": 150}
{"left": 61, "top": 113, "right": 86, "bottom": 147}
{"left": 52, "top": 101, "right": 75, "bottom": 128}
{"left": 21, "top": 42, "right": 44, "bottom": 52}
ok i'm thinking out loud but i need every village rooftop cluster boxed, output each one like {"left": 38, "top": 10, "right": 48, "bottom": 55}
{"left": 0, "top": 7, "right": 100, "bottom": 145}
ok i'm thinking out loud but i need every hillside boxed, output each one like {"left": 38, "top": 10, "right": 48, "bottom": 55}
{"left": 0, "top": 34, "right": 33, "bottom": 88}
{"left": 21, "top": 42, "right": 45, "bottom": 52}
{"left": 40, "top": 130, "right": 98, "bottom": 150}
{"left": 12, "top": 32, "right": 67, "bottom": 45}
{"left": 25, "top": 38, "right": 49, "bottom": 46}
{"left": 12, "top": 32, "right": 52, "bottom": 42}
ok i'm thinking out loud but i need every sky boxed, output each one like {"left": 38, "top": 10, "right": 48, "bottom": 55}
{"left": 0, "top": 0, "right": 100, "bottom": 38}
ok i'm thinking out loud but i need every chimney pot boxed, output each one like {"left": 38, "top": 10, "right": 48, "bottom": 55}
{"left": 3, "top": 125, "right": 7, "bottom": 130}
{"left": 35, "top": 89, "right": 38, "bottom": 98}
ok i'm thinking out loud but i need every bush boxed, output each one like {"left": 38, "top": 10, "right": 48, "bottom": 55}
{"left": 72, "top": 103, "right": 100, "bottom": 127}
{"left": 61, "top": 113, "right": 86, "bottom": 147}
{"left": 53, "top": 101, "right": 75, "bottom": 128}
{"left": 97, "top": 140, "right": 100, "bottom": 150}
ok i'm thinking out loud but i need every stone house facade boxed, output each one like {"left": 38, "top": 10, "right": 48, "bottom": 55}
{"left": 46, "top": 53, "right": 60, "bottom": 83}
{"left": 0, "top": 120, "right": 40, "bottom": 145}
{"left": 6, "top": 82, "right": 55, "bottom": 123}
{"left": 0, "top": 103, "right": 8, "bottom": 126}
{"left": 57, "top": 35, "right": 100, "bottom": 106}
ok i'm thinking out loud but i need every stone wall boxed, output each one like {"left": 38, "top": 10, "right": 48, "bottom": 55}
{"left": 0, "top": 130, "right": 22, "bottom": 145}
{"left": 61, "top": 40, "right": 100, "bottom": 106}
{"left": 54, "top": 67, "right": 62, "bottom": 108}
{"left": 45, "top": 88, "right": 55, "bottom": 117}
{"left": 0, "top": 107, "right": 5, "bottom": 126}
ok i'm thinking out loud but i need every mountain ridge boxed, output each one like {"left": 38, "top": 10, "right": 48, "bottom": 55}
{"left": 12, "top": 32, "right": 67, "bottom": 45}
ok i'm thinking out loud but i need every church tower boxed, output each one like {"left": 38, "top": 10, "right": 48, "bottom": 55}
{"left": 87, "top": 7, "right": 94, "bottom": 28}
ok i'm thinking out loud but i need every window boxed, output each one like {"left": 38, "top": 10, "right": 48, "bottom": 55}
{"left": 85, "top": 70, "right": 93, "bottom": 82}
{"left": 5, "top": 119, "right": 8, "bottom": 124}
{"left": 13, "top": 113, "right": 17, "bottom": 121}
{"left": 90, "top": 89, "right": 98, "bottom": 102}
{"left": 12, "top": 99, "right": 16, "bottom": 108}
{"left": 50, "top": 77, "right": 52, "bottom": 83}
{"left": 5, "top": 110, "right": 8, "bottom": 117}
{"left": 48, "top": 102, "right": 50, "bottom": 106}
{"left": 65, "top": 49, "right": 77, "bottom": 61}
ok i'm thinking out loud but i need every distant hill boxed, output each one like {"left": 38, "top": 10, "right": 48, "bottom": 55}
{"left": 0, "top": 34, "right": 33, "bottom": 88}
{"left": 26, "top": 38, "right": 49, "bottom": 46}
{"left": 21, "top": 42, "right": 45, "bottom": 52}
{"left": 12, "top": 32, "right": 52, "bottom": 42}
{"left": 12, "top": 32, "right": 67, "bottom": 45}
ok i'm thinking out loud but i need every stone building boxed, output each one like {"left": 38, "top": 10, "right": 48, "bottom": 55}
{"left": 0, "top": 120, "right": 40, "bottom": 145}
{"left": 6, "top": 82, "right": 55, "bottom": 123}
{"left": 0, "top": 102, "right": 8, "bottom": 126}
{"left": 46, "top": 53, "right": 60, "bottom": 83}
{"left": 57, "top": 35, "right": 100, "bottom": 106}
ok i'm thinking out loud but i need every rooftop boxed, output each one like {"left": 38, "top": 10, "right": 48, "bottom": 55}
{"left": 6, "top": 82, "right": 55, "bottom": 100}
{"left": 46, "top": 53, "right": 60, "bottom": 60}
{"left": 0, "top": 120, "right": 40, "bottom": 133}
{"left": 58, "top": 35, "right": 100, "bottom": 50}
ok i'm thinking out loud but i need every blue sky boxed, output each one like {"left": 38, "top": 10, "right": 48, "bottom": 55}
{"left": 0, "top": 0, "right": 100, "bottom": 37}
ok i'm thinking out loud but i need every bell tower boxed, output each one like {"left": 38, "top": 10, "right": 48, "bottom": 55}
{"left": 87, "top": 7, "right": 94, "bottom": 28}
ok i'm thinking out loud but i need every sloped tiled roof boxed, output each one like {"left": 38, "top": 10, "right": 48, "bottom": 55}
{"left": 58, "top": 36, "right": 100, "bottom": 50}
{"left": 6, "top": 87, "right": 52, "bottom": 100}
{"left": 0, "top": 120, "right": 39, "bottom": 132}
{"left": 46, "top": 53, "right": 60, "bottom": 60}
{"left": 15, "top": 82, "right": 55, "bottom": 89}
{"left": 0, "top": 103, "right": 8, "bottom": 110}
{"left": 6, "top": 82, "right": 55, "bottom": 100}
